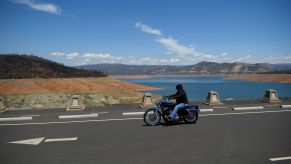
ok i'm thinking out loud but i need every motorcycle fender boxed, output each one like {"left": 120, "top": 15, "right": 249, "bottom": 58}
{"left": 189, "top": 105, "right": 200, "bottom": 113}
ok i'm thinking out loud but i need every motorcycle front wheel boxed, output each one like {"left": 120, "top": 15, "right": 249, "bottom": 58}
{"left": 143, "top": 109, "right": 161, "bottom": 126}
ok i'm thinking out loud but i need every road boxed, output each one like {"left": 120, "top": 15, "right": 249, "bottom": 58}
{"left": 1, "top": 99, "right": 291, "bottom": 164}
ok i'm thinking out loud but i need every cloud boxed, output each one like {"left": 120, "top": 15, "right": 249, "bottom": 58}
{"left": 135, "top": 22, "right": 162, "bottom": 36}
{"left": 260, "top": 54, "right": 291, "bottom": 64}
{"left": 50, "top": 51, "right": 65, "bottom": 56}
{"left": 13, "top": 0, "right": 61, "bottom": 15}
{"left": 66, "top": 52, "right": 79, "bottom": 60}
{"left": 135, "top": 22, "right": 209, "bottom": 61}
{"left": 81, "top": 53, "right": 125, "bottom": 65}
{"left": 133, "top": 22, "right": 266, "bottom": 64}
{"left": 83, "top": 53, "right": 112, "bottom": 59}
{"left": 156, "top": 37, "right": 198, "bottom": 56}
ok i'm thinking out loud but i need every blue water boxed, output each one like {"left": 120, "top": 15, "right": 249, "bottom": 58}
{"left": 121, "top": 76, "right": 291, "bottom": 101}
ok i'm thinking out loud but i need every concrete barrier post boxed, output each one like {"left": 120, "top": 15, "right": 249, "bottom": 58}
{"left": 204, "top": 91, "right": 222, "bottom": 105}
{"left": 142, "top": 93, "right": 154, "bottom": 107}
{"left": 66, "top": 95, "right": 85, "bottom": 111}
{"left": 0, "top": 97, "right": 7, "bottom": 113}
{"left": 262, "top": 89, "right": 280, "bottom": 103}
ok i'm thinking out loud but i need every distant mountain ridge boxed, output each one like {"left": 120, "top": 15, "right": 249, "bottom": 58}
{"left": 0, "top": 54, "right": 106, "bottom": 79}
{"left": 271, "top": 63, "right": 291, "bottom": 71}
{"left": 76, "top": 61, "right": 278, "bottom": 75}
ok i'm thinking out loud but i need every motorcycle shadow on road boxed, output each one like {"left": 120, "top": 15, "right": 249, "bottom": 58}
{"left": 142, "top": 121, "right": 198, "bottom": 127}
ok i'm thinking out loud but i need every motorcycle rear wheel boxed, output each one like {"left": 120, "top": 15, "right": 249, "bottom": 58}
{"left": 183, "top": 111, "right": 198, "bottom": 124}
{"left": 143, "top": 109, "right": 161, "bottom": 126}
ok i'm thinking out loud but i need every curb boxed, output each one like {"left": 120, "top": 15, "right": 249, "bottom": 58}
{"left": 0, "top": 109, "right": 8, "bottom": 113}
{"left": 233, "top": 106, "right": 264, "bottom": 111}
{"left": 7, "top": 108, "right": 34, "bottom": 111}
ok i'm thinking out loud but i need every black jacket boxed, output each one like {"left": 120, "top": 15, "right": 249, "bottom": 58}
{"left": 169, "top": 89, "right": 189, "bottom": 104}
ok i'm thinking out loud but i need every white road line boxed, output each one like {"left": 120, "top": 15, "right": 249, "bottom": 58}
{"left": 123, "top": 109, "right": 214, "bottom": 116}
{"left": 122, "top": 112, "right": 145, "bottom": 116}
{"left": 213, "top": 107, "right": 229, "bottom": 109}
{"left": 59, "top": 113, "right": 98, "bottom": 119}
{"left": 200, "top": 109, "right": 214, "bottom": 112}
{"left": 0, "top": 117, "right": 32, "bottom": 122}
{"left": 0, "top": 118, "right": 143, "bottom": 126}
{"left": 8, "top": 137, "right": 45, "bottom": 145}
{"left": 233, "top": 106, "right": 264, "bottom": 111}
{"left": 44, "top": 137, "right": 77, "bottom": 143}
{"left": 200, "top": 110, "right": 289, "bottom": 117}
{"left": 99, "top": 112, "right": 109, "bottom": 114}
{"left": 270, "top": 156, "right": 291, "bottom": 161}
{"left": 264, "top": 104, "right": 280, "bottom": 107}
{"left": 21, "top": 115, "right": 40, "bottom": 117}
{"left": 281, "top": 105, "right": 291, "bottom": 108}
{"left": 1, "top": 110, "right": 291, "bottom": 126}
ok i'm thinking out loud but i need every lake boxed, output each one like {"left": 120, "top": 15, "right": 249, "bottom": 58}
{"left": 121, "top": 76, "right": 291, "bottom": 101}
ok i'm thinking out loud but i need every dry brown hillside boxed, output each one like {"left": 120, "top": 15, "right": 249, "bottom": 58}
{"left": 0, "top": 78, "right": 159, "bottom": 95}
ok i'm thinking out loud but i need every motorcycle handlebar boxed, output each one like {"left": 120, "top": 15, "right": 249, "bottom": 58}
{"left": 162, "top": 96, "right": 169, "bottom": 100}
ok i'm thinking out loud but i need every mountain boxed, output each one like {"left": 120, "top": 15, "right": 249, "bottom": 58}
{"left": 0, "top": 54, "right": 107, "bottom": 79}
{"left": 181, "top": 61, "right": 273, "bottom": 74}
{"left": 76, "top": 61, "right": 275, "bottom": 75}
{"left": 271, "top": 63, "right": 291, "bottom": 71}
{"left": 76, "top": 63, "right": 182, "bottom": 75}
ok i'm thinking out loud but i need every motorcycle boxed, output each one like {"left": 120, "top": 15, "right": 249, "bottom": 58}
{"left": 142, "top": 97, "right": 200, "bottom": 126}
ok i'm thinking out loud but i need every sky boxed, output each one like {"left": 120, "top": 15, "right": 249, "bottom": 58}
{"left": 0, "top": 0, "right": 291, "bottom": 66}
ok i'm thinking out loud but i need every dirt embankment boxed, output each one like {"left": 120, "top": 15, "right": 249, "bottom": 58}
{"left": 0, "top": 78, "right": 160, "bottom": 109}
{"left": 225, "top": 74, "right": 291, "bottom": 83}
{"left": 0, "top": 78, "right": 159, "bottom": 94}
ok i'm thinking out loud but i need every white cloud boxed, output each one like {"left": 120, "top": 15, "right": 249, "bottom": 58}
{"left": 236, "top": 54, "right": 253, "bottom": 63}
{"left": 260, "top": 54, "right": 291, "bottom": 64}
{"left": 50, "top": 51, "right": 65, "bottom": 56}
{"left": 135, "top": 22, "right": 212, "bottom": 63}
{"left": 81, "top": 53, "right": 126, "bottom": 65}
{"left": 156, "top": 37, "right": 197, "bottom": 56}
{"left": 66, "top": 52, "right": 79, "bottom": 60}
{"left": 133, "top": 22, "right": 268, "bottom": 64}
{"left": 135, "top": 22, "right": 162, "bottom": 36}
{"left": 13, "top": 0, "right": 61, "bottom": 15}
{"left": 83, "top": 53, "right": 112, "bottom": 59}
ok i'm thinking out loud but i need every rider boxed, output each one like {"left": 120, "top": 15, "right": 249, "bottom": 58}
{"left": 166, "top": 84, "right": 189, "bottom": 120}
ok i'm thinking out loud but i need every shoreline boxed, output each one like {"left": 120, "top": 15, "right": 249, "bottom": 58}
{"left": 109, "top": 74, "right": 226, "bottom": 79}
{"left": 110, "top": 74, "right": 291, "bottom": 83}
{"left": 224, "top": 74, "right": 291, "bottom": 83}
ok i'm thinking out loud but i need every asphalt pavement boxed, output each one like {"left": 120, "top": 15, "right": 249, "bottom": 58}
{"left": 1, "top": 99, "right": 291, "bottom": 164}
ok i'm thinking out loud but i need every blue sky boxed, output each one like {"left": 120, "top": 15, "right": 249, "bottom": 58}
{"left": 0, "top": 0, "right": 291, "bottom": 66}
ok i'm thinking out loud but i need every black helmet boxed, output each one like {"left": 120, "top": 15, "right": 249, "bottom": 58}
{"left": 176, "top": 84, "right": 183, "bottom": 90}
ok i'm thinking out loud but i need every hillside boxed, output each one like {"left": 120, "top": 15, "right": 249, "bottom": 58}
{"left": 0, "top": 78, "right": 160, "bottom": 108}
{"left": 0, "top": 78, "right": 158, "bottom": 95}
{"left": 76, "top": 61, "right": 275, "bottom": 75}
{"left": 76, "top": 63, "right": 181, "bottom": 75}
{"left": 0, "top": 54, "right": 106, "bottom": 79}
{"left": 181, "top": 61, "right": 273, "bottom": 74}
{"left": 271, "top": 63, "right": 291, "bottom": 71}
